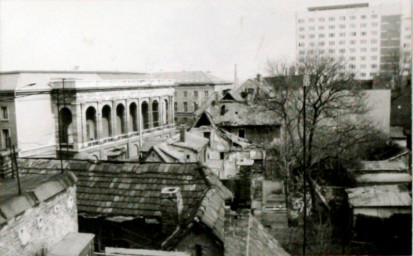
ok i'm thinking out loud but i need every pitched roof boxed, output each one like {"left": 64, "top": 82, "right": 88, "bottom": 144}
{"left": 0, "top": 172, "right": 77, "bottom": 225}
{"left": 355, "top": 173, "right": 411, "bottom": 185}
{"left": 17, "top": 159, "right": 232, "bottom": 243}
{"left": 207, "top": 102, "right": 280, "bottom": 127}
{"left": 346, "top": 185, "right": 411, "bottom": 208}
{"left": 357, "top": 160, "right": 407, "bottom": 172}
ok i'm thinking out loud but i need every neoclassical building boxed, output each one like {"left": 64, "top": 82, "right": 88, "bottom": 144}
{"left": 0, "top": 71, "right": 176, "bottom": 161}
{"left": 51, "top": 79, "right": 175, "bottom": 160}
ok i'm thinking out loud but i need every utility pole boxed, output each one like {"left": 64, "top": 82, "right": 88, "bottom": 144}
{"left": 302, "top": 73, "right": 310, "bottom": 256}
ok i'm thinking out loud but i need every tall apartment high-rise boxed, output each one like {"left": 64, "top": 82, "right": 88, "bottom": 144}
{"left": 296, "top": 2, "right": 412, "bottom": 80}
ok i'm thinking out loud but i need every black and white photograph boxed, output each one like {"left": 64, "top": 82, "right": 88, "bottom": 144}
{"left": 0, "top": 0, "right": 411, "bottom": 255}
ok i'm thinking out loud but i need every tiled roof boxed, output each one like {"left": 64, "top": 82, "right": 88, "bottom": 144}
{"left": 207, "top": 102, "right": 280, "bottom": 126}
{"left": 17, "top": 159, "right": 232, "bottom": 243}
{"left": 247, "top": 215, "right": 289, "bottom": 256}
{"left": 0, "top": 172, "right": 77, "bottom": 225}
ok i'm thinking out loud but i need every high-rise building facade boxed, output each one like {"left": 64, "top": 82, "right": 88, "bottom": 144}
{"left": 296, "top": 2, "right": 411, "bottom": 80}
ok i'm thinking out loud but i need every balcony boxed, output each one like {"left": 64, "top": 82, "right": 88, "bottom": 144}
{"left": 83, "top": 123, "right": 175, "bottom": 149}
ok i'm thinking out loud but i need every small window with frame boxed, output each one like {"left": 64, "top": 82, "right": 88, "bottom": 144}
{"left": 1, "top": 106, "right": 8, "bottom": 120}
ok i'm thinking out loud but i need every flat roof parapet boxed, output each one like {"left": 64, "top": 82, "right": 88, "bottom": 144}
{"left": 308, "top": 3, "right": 369, "bottom": 12}
{"left": 50, "top": 79, "right": 176, "bottom": 89}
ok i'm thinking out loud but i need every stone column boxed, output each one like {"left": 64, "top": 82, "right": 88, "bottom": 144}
{"left": 148, "top": 99, "right": 153, "bottom": 129}
{"left": 111, "top": 101, "right": 117, "bottom": 136}
{"left": 80, "top": 104, "right": 87, "bottom": 147}
{"left": 96, "top": 102, "right": 102, "bottom": 140}
{"left": 170, "top": 96, "right": 175, "bottom": 124}
{"left": 137, "top": 99, "right": 141, "bottom": 133}
{"left": 125, "top": 100, "right": 130, "bottom": 134}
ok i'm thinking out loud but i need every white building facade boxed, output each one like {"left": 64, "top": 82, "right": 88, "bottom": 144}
{"left": 296, "top": 2, "right": 411, "bottom": 80}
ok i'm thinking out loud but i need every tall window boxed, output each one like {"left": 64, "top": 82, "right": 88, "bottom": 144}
{"left": 85, "top": 107, "right": 97, "bottom": 141}
{"left": 1, "top": 129, "right": 10, "bottom": 149}
{"left": 116, "top": 104, "right": 126, "bottom": 134}
{"left": 102, "top": 105, "right": 112, "bottom": 137}
{"left": 174, "top": 102, "right": 177, "bottom": 112}
{"left": 60, "top": 107, "right": 73, "bottom": 144}
{"left": 129, "top": 103, "right": 138, "bottom": 132}
{"left": 194, "top": 102, "right": 198, "bottom": 111}
{"left": 204, "top": 91, "right": 209, "bottom": 97}
{"left": 1, "top": 106, "right": 8, "bottom": 120}
{"left": 183, "top": 91, "right": 188, "bottom": 97}
{"left": 142, "top": 102, "right": 149, "bottom": 129}
{"left": 183, "top": 102, "right": 188, "bottom": 112}
{"left": 152, "top": 101, "right": 159, "bottom": 127}
{"left": 194, "top": 91, "right": 198, "bottom": 98}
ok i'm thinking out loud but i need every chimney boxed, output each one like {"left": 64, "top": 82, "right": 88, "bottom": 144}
{"left": 256, "top": 73, "right": 261, "bottom": 82}
{"left": 179, "top": 125, "right": 186, "bottom": 142}
{"left": 160, "top": 187, "right": 183, "bottom": 234}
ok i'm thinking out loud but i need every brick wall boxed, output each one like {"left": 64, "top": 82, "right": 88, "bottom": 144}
{"left": 0, "top": 186, "right": 78, "bottom": 256}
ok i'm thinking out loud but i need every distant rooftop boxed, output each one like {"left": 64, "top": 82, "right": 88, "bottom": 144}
{"left": 308, "top": 3, "right": 369, "bottom": 12}
{"left": 145, "top": 71, "right": 231, "bottom": 85}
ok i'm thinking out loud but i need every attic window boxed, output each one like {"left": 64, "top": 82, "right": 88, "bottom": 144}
{"left": 220, "top": 105, "right": 226, "bottom": 116}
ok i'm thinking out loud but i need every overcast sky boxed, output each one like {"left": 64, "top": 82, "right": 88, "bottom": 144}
{"left": 0, "top": 0, "right": 401, "bottom": 81}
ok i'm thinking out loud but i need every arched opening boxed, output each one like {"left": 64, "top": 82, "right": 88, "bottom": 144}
{"left": 129, "top": 103, "right": 138, "bottom": 132}
{"left": 163, "top": 99, "right": 169, "bottom": 125}
{"left": 116, "top": 104, "right": 126, "bottom": 134}
{"left": 152, "top": 100, "right": 159, "bottom": 127}
{"left": 86, "top": 107, "right": 97, "bottom": 141}
{"left": 59, "top": 107, "right": 73, "bottom": 144}
{"left": 142, "top": 102, "right": 149, "bottom": 130}
{"left": 102, "top": 105, "right": 112, "bottom": 138}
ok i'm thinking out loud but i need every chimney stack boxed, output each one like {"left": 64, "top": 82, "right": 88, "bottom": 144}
{"left": 160, "top": 187, "right": 183, "bottom": 234}
{"left": 256, "top": 74, "right": 262, "bottom": 82}
{"left": 179, "top": 125, "right": 186, "bottom": 142}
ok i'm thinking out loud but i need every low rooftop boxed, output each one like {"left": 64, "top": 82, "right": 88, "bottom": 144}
{"left": 0, "top": 171, "right": 77, "bottom": 225}
{"left": 17, "top": 159, "right": 232, "bottom": 244}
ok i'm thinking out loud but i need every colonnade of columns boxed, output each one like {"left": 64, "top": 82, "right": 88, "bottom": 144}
{"left": 59, "top": 96, "right": 174, "bottom": 148}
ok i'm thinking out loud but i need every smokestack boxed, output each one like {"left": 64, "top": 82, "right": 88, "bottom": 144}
{"left": 180, "top": 125, "right": 186, "bottom": 142}
{"left": 160, "top": 187, "right": 183, "bottom": 234}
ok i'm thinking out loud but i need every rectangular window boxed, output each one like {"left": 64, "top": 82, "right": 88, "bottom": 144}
{"left": 1, "top": 129, "right": 10, "bottom": 149}
{"left": 360, "top": 40, "right": 367, "bottom": 44}
{"left": 338, "top": 40, "right": 344, "bottom": 45}
{"left": 194, "top": 102, "right": 198, "bottom": 111}
{"left": 1, "top": 106, "right": 8, "bottom": 120}
{"left": 339, "top": 49, "right": 345, "bottom": 54}
{"left": 183, "top": 91, "right": 188, "bottom": 97}
{"left": 238, "top": 130, "right": 245, "bottom": 138}
{"left": 361, "top": 64, "right": 367, "bottom": 69}
{"left": 329, "top": 25, "right": 335, "bottom": 29}
{"left": 371, "top": 56, "right": 378, "bottom": 60}
{"left": 194, "top": 91, "right": 198, "bottom": 98}
{"left": 309, "top": 34, "right": 315, "bottom": 38}
{"left": 350, "top": 56, "right": 356, "bottom": 61}
{"left": 319, "top": 17, "right": 325, "bottom": 22}
{"left": 220, "top": 152, "right": 225, "bottom": 160}
{"left": 299, "top": 35, "right": 305, "bottom": 39}
{"left": 361, "top": 56, "right": 366, "bottom": 61}
{"left": 319, "top": 34, "right": 325, "bottom": 38}
{"left": 371, "top": 47, "right": 377, "bottom": 52}
{"left": 319, "top": 26, "right": 325, "bottom": 30}
{"left": 329, "top": 49, "right": 335, "bottom": 54}
{"left": 339, "top": 16, "right": 346, "bottom": 21}
{"left": 174, "top": 92, "right": 177, "bottom": 97}
{"left": 339, "top": 25, "right": 346, "bottom": 29}
{"left": 319, "top": 41, "right": 325, "bottom": 46}
{"left": 299, "top": 27, "right": 305, "bottom": 31}
{"left": 372, "top": 14, "right": 378, "bottom": 19}
{"left": 350, "top": 15, "right": 356, "bottom": 20}
{"left": 360, "top": 23, "right": 367, "bottom": 28}
{"left": 204, "top": 91, "right": 209, "bottom": 97}
{"left": 298, "top": 43, "right": 305, "bottom": 47}
{"left": 330, "top": 41, "right": 336, "bottom": 46}
{"left": 309, "top": 18, "right": 314, "bottom": 22}
{"left": 361, "top": 32, "right": 367, "bottom": 36}
{"left": 361, "top": 48, "right": 367, "bottom": 52}
{"left": 350, "top": 24, "right": 356, "bottom": 28}
{"left": 361, "top": 15, "right": 366, "bottom": 19}
{"left": 298, "top": 19, "right": 304, "bottom": 23}
{"left": 183, "top": 102, "right": 188, "bottom": 112}
{"left": 174, "top": 102, "right": 177, "bottom": 112}
{"left": 329, "top": 17, "right": 335, "bottom": 21}
{"left": 329, "top": 33, "right": 335, "bottom": 37}
{"left": 339, "top": 32, "right": 345, "bottom": 37}
{"left": 309, "top": 26, "right": 315, "bottom": 31}
{"left": 371, "top": 64, "right": 377, "bottom": 69}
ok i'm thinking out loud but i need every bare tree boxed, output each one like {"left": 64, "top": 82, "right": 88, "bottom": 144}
{"left": 263, "top": 54, "right": 382, "bottom": 207}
